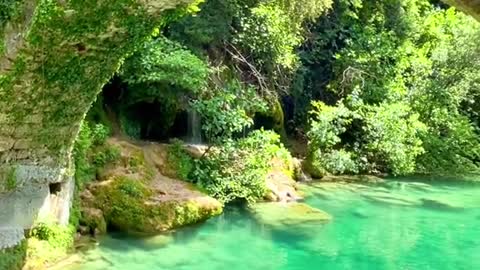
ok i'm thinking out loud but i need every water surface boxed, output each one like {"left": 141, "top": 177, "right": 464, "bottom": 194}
{"left": 67, "top": 179, "right": 480, "bottom": 270}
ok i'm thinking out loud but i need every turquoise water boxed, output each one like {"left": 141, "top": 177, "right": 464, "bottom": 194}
{"left": 66, "top": 179, "right": 480, "bottom": 270}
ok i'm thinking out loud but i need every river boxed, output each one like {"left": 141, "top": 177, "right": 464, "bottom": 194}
{"left": 64, "top": 178, "right": 480, "bottom": 270}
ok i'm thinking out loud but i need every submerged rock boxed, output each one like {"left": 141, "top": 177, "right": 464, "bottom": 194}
{"left": 420, "top": 198, "right": 464, "bottom": 211}
{"left": 250, "top": 202, "right": 332, "bottom": 228}
{"left": 142, "top": 234, "right": 174, "bottom": 249}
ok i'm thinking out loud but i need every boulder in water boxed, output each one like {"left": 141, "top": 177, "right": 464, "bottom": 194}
{"left": 80, "top": 207, "right": 107, "bottom": 236}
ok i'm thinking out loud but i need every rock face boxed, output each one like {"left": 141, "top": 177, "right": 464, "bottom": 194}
{"left": 81, "top": 139, "right": 223, "bottom": 234}
{"left": 265, "top": 172, "right": 302, "bottom": 202}
{"left": 263, "top": 157, "right": 303, "bottom": 203}
{"left": 0, "top": 0, "right": 197, "bottom": 249}
{"left": 443, "top": 0, "right": 480, "bottom": 20}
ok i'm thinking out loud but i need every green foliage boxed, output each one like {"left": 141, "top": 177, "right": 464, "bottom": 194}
{"left": 74, "top": 121, "right": 115, "bottom": 188}
{"left": 169, "top": 0, "right": 331, "bottom": 93}
{"left": 236, "top": 3, "right": 301, "bottom": 70}
{"left": 0, "top": 0, "right": 22, "bottom": 55}
{"left": 168, "top": 0, "right": 237, "bottom": 49}
{"left": 0, "top": 0, "right": 20, "bottom": 24}
{"left": 192, "top": 78, "right": 267, "bottom": 143}
{"left": 309, "top": 149, "right": 358, "bottom": 176}
{"left": 300, "top": 1, "right": 480, "bottom": 176}
{"left": 28, "top": 219, "right": 75, "bottom": 266}
{"left": 167, "top": 139, "right": 195, "bottom": 181}
{"left": 74, "top": 123, "right": 95, "bottom": 187}
{"left": 306, "top": 102, "right": 357, "bottom": 177}
{"left": 307, "top": 101, "right": 353, "bottom": 149}
{"left": 0, "top": 239, "right": 27, "bottom": 270}
{"left": 119, "top": 35, "right": 210, "bottom": 139}
{"left": 92, "top": 145, "right": 121, "bottom": 168}
{"left": 121, "top": 36, "right": 209, "bottom": 95}
{"left": 306, "top": 101, "right": 426, "bottom": 176}
{"left": 193, "top": 130, "right": 291, "bottom": 203}
{"left": 117, "top": 176, "right": 150, "bottom": 199}
{"left": 30, "top": 221, "right": 73, "bottom": 247}
{"left": 5, "top": 166, "right": 17, "bottom": 191}
{"left": 119, "top": 112, "right": 142, "bottom": 139}
{"left": 358, "top": 103, "right": 426, "bottom": 175}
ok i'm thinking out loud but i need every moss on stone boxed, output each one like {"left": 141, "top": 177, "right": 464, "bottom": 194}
{"left": 0, "top": 222, "right": 75, "bottom": 270}
{"left": 0, "top": 239, "right": 27, "bottom": 270}
{"left": 80, "top": 207, "right": 107, "bottom": 235}
{"left": 91, "top": 176, "right": 222, "bottom": 234}
{"left": 5, "top": 165, "right": 17, "bottom": 191}
{"left": 0, "top": 165, "right": 18, "bottom": 193}
{"left": 255, "top": 97, "right": 287, "bottom": 139}
{"left": 166, "top": 140, "right": 195, "bottom": 181}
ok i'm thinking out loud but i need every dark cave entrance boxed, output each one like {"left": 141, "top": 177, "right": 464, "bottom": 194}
{"left": 124, "top": 101, "right": 190, "bottom": 142}
{"left": 253, "top": 113, "right": 276, "bottom": 131}
{"left": 96, "top": 76, "right": 204, "bottom": 143}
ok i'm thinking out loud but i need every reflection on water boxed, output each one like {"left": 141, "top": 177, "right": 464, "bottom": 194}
{"left": 66, "top": 178, "right": 480, "bottom": 270}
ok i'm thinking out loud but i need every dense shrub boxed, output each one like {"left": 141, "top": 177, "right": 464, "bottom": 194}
{"left": 306, "top": 101, "right": 357, "bottom": 177}
{"left": 301, "top": 1, "right": 480, "bottom": 176}
{"left": 358, "top": 103, "right": 426, "bottom": 175}
{"left": 191, "top": 78, "right": 266, "bottom": 143}
{"left": 121, "top": 36, "right": 209, "bottom": 96}
{"left": 167, "top": 139, "right": 196, "bottom": 181}
{"left": 193, "top": 130, "right": 292, "bottom": 203}
{"left": 306, "top": 101, "right": 426, "bottom": 176}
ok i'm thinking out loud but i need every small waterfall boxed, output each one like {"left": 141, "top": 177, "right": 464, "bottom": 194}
{"left": 187, "top": 109, "right": 202, "bottom": 144}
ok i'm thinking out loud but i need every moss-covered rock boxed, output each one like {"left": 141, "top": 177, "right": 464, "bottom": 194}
{"left": 254, "top": 98, "right": 287, "bottom": 139}
{"left": 83, "top": 138, "right": 223, "bottom": 234}
{"left": 0, "top": 239, "right": 27, "bottom": 270}
{"left": 90, "top": 176, "right": 222, "bottom": 234}
{"left": 263, "top": 153, "right": 302, "bottom": 202}
{"left": 80, "top": 207, "right": 107, "bottom": 235}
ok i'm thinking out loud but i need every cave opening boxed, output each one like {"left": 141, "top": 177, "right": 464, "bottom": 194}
{"left": 49, "top": 182, "right": 62, "bottom": 195}
{"left": 253, "top": 113, "right": 276, "bottom": 131}
{"left": 123, "top": 102, "right": 191, "bottom": 142}
{"left": 95, "top": 77, "right": 203, "bottom": 143}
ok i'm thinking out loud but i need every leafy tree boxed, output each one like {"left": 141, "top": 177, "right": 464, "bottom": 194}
{"left": 120, "top": 36, "right": 209, "bottom": 97}
{"left": 302, "top": 1, "right": 480, "bottom": 176}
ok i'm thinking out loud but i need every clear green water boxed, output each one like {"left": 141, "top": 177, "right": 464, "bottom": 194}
{"left": 67, "top": 179, "right": 480, "bottom": 270}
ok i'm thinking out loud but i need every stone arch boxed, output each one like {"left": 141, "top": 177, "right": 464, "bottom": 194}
{"left": 0, "top": 0, "right": 195, "bottom": 248}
